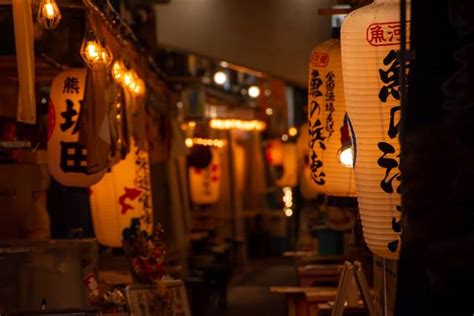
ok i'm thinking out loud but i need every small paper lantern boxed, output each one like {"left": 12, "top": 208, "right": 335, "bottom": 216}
{"left": 265, "top": 139, "right": 284, "bottom": 166}
{"left": 296, "top": 125, "right": 320, "bottom": 200}
{"left": 189, "top": 148, "right": 222, "bottom": 205}
{"left": 90, "top": 141, "right": 154, "bottom": 247}
{"left": 48, "top": 68, "right": 105, "bottom": 187}
{"left": 307, "top": 39, "right": 357, "bottom": 198}
{"left": 341, "top": 0, "right": 409, "bottom": 259}
{"left": 275, "top": 143, "right": 298, "bottom": 188}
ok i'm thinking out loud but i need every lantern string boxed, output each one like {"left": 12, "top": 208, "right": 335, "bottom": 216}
{"left": 81, "top": 0, "right": 166, "bottom": 84}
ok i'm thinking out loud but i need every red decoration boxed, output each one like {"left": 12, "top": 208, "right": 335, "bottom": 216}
{"left": 118, "top": 187, "right": 143, "bottom": 214}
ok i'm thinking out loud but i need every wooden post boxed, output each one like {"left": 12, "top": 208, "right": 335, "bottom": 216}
{"left": 227, "top": 130, "right": 247, "bottom": 267}
{"left": 373, "top": 256, "right": 398, "bottom": 316}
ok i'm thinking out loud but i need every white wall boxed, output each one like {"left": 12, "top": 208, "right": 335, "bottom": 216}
{"left": 155, "top": 0, "right": 333, "bottom": 87}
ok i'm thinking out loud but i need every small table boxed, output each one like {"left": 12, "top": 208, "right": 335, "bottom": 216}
{"left": 311, "top": 302, "right": 368, "bottom": 316}
{"left": 297, "top": 264, "right": 341, "bottom": 287}
{"left": 270, "top": 286, "right": 337, "bottom": 316}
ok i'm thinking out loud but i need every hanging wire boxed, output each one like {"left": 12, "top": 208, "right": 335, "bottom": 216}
{"left": 399, "top": 0, "right": 408, "bottom": 143}
{"left": 82, "top": 0, "right": 166, "bottom": 82}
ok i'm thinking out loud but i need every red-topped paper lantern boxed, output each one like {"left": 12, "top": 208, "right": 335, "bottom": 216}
{"left": 307, "top": 39, "right": 357, "bottom": 198}
{"left": 48, "top": 68, "right": 105, "bottom": 187}
{"left": 189, "top": 148, "right": 222, "bottom": 205}
{"left": 341, "top": 0, "right": 409, "bottom": 259}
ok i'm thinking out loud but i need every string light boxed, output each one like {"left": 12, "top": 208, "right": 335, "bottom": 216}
{"left": 112, "top": 60, "right": 127, "bottom": 83}
{"left": 213, "top": 71, "right": 227, "bottom": 85}
{"left": 80, "top": 28, "right": 113, "bottom": 70}
{"left": 248, "top": 85, "right": 260, "bottom": 98}
{"left": 282, "top": 186, "right": 293, "bottom": 217}
{"left": 185, "top": 137, "right": 226, "bottom": 148}
{"left": 113, "top": 65, "right": 146, "bottom": 96}
{"left": 185, "top": 138, "right": 194, "bottom": 148}
{"left": 288, "top": 127, "right": 298, "bottom": 137}
{"left": 338, "top": 146, "right": 354, "bottom": 168}
{"left": 209, "top": 119, "right": 266, "bottom": 131}
{"left": 37, "top": 0, "right": 62, "bottom": 30}
{"left": 265, "top": 108, "right": 274, "bottom": 116}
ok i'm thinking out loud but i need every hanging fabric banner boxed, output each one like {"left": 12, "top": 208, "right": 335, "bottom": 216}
{"left": 12, "top": 0, "right": 36, "bottom": 124}
{"left": 79, "top": 69, "right": 112, "bottom": 174}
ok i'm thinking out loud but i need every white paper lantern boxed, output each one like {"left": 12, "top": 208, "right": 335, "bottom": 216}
{"left": 189, "top": 148, "right": 222, "bottom": 205}
{"left": 275, "top": 143, "right": 298, "bottom": 188}
{"left": 90, "top": 141, "right": 154, "bottom": 247}
{"left": 341, "top": 0, "right": 409, "bottom": 259}
{"left": 308, "top": 39, "right": 357, "bottom": 198}
{"left": 296, "top": 125, "right": 320, "bottom": 200}
{"left": 48, "top": 68, "right": 105, "bottom": 187}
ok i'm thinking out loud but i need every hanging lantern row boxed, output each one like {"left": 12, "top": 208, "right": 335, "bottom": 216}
{"left": 209, "top": 119, "right": 266, "bottom": 131}
{"left": 306, "top": 0, "right": 407, "bottom": 259}
{"left": 185, "top": 137, "right": 226, "bottom": 148}
{"left": 112, "top": 61, "right": 146, "bottom": 96}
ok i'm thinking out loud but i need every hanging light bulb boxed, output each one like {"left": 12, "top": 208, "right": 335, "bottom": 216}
{"left": 133, "top": 78, "right": 146, "bottom": 96}
{"left": 112, "top": 60, "right": 127, "bottom": 83}
{"left": 80, "top": 28, "right": 113, "bottom": 70}
{"left": 248, "top": 85, "right": 260, "bottom": 98}
{"left": 338, "top": 145, "right": 354, "bottom": 168}
{"left": 123, "top": 71, "right": 133, "bottom": 86}
{"left": 288, "top": 127, "right": 298, "bottom": 137}
{"left": 213, "top": 71, "right": 227, "bottom": 85}
{"left": 37, "top": 0, "right": 62, "bottom": 30}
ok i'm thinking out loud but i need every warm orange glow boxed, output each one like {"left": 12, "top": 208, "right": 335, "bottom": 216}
{"left": 288, "top": 127, "right": 298, "bottom": 137}
{"left": 112, "top": 61, "right": 127, "bottom": 83}
{"left": 37, "top": 0, "right": 61, "bottom": 29}
{"left": 209, "top": 119, "right": 266, "bottom": 131}
{"left": 185, "top": 137, "right": 226, "bottom": 148}
{"left": 80, "top": 29, "right": 113, "bottom": 69}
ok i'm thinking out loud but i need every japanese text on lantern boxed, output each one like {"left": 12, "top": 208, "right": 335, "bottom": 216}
{"left": 308, "top": 69, "right": 326, "bottom": 185}
{"left": 376, "top": 49, "right": 404, "bottom": 253}
{"left": 134, "top": 149, "right": 152, "bottom": 225}
{"left": 367, "top": 22, "right": 410, "bottom": 47}
{"left": 325, "top": 72, "right": 335, "bottom": 139}
{"left": 60, "top": 76, "right": 88, "bottom": 173}
{"left": 311, "top": 52, "right": 329, "bottom": 68}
